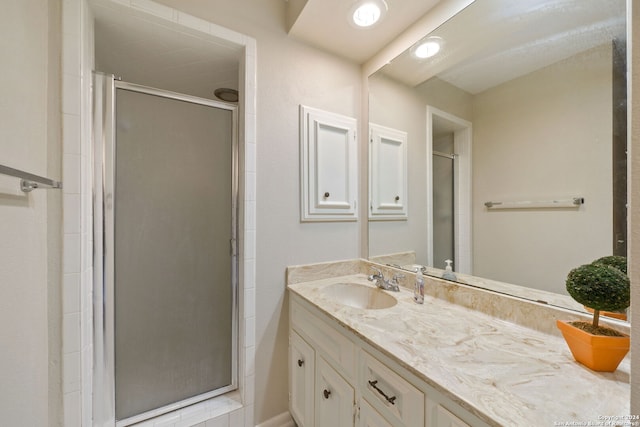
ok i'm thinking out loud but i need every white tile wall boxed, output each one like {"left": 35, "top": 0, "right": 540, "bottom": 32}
{"left": 61, "top": 1, "right": 257, "bottom": 425}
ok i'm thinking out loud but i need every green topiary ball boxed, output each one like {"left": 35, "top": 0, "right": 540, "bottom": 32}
{"left": 566, "top": 263, "right": 630, "bottom": 312}
{"left": 592, "top": 255, "right": 627, "bottom": 275}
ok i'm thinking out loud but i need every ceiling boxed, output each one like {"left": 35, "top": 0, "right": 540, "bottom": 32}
{"left": 92, "top": 0, "right": 446, "bottom": 99}
{"left": 93, "top": 0, "right": 625, "bottom": 99}
{"left": 92, "top": 0, "right": 242, "bottom": 100}
{"left": 286, "top": 0, "right": 442, "bottom": 63}
{"left": 92, "top": 0, "right": 439, "bottom": 98}
{"left": 378, "top": 0, "right": 626, "bottom": 93}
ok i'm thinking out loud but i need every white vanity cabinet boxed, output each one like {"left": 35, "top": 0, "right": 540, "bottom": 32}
{"left": 358, "top": 399, "right": 393, "bottom": 427}
{"left": 431, "top": 404, "right": 472, "bottom": 427}
{"left": 359, "top": 350, "right": 424, "bottom": 427}
{"left": 316, "top": 356, "right": 356, "bottom": 427}
{"left": 290, "top": 296, "right": 357, "bottom": 427}
{"left": 290, "top": 331, "right": 316, "bottom": 427}
{"left": 289, "top": 294, "right": 485, "bottom": 427}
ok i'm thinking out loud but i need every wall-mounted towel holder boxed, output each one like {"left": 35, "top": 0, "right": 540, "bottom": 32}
{"left": 0, "top": 164, "right": 63, "bottom": 193}
{"left": 484, "top": 197, "right": 584, "bottom": 209}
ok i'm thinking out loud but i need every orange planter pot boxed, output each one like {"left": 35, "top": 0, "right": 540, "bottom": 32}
{"left": 556, "top": 320, "right": 630, "bottom": 372}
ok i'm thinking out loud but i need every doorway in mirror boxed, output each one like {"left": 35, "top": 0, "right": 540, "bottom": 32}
{"left": 426, "top": 106, "right": 472, "bottom": 274}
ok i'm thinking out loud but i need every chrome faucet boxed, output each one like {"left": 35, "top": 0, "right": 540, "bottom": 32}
{"left": 368, "top": 267, "right": 403, "bottom": 292}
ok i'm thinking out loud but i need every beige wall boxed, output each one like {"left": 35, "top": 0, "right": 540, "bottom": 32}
{"left": 368, "top": 73, "right": 429, "bottom": 262}
{"left": 0, "top": 0, "right": 62, "bottom": 425}
{"left": 4, "top": 0, "right": 637, "bottom": 423}
{"left": 368, "top": 74, "right": 472, "bottom": 264}
{"left": 369, "top": 44, "right": 615, "bottom": 296}
{"left": 153, "top": 1, "right": 362, "bottom": 423}
{"left": 472, "top": 44, "right": 614, "bottom": 293}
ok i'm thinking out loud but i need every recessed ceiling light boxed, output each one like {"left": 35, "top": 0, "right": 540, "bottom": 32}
{"left": 350, "top": 0, "right": 387, "bottom": 28}
{"left": 412, "top": 37, "right": 443, "bottom": 59}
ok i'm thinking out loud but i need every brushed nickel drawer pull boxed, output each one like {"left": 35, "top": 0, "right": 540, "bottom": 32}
{"left": 368, "top": 380, "right": 397, "bottom": 405}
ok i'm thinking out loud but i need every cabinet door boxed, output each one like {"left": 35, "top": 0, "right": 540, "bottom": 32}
{"left": 300, "top": 105, "right": 358, "bottom": 222}
{"left": 316, "top": 357, "right": 355, "bottom": 427}
{"left": 290, "top": 331, "right": 315, "bottom": 427}
{"left": 369, "top": 123, "right": 408, "bottom": 220}
{"left": 358, "top": 399, "right": 393, "bottom": 427}
{"left": 436, "top": 405, "right": 471, "bottom": 427}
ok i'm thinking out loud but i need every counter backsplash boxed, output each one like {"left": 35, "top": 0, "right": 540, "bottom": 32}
{"left": 286, "top": 258, "right": 630, "bottom": 337}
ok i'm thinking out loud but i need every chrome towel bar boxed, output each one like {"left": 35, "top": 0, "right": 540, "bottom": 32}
{"left": 484, "top": 197, "right": 584, "bottom": 209}
{"left": 0, "top": 164, "right": 62, "bottom": 193}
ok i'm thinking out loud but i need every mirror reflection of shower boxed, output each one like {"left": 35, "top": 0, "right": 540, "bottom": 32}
{"left": 432, "top": 138, "right": 455, "bottom": 269}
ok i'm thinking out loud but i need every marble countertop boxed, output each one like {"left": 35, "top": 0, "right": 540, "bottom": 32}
{"left": 288, "top": 273, "right": 630, "bottom": 427}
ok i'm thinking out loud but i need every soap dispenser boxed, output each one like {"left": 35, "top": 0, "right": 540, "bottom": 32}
{"left": 442, "top": 259, "right": 457, "bottom": 281}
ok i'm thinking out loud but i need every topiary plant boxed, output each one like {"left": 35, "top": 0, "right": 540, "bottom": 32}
{"left": 565, "top": 262, "right": 630, "bottom": 330}
{"left": 591, "top": 255, "right": 627, "bottom": 275}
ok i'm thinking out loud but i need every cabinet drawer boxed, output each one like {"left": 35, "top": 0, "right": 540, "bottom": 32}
{"left": 291, "top": 299, "right": 356, "bottom": 380}
{"left": 359, "top": 350, "right": 424, "bottom": 427}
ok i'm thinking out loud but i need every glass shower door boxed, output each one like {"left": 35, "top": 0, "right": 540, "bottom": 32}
{"left": 432, "top": 151, "right": 455, "bottom": 269}
{"left": 94, "top": 74, "right": 238, "bottom": 425}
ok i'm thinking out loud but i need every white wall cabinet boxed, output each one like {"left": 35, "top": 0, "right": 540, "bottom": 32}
{"left": 289, "top": 294, "right": 487, "bottom": 427}
{"left": 300, "top": 105, "right": 358, "bottom": 222}
{"left": 369, "top": 124, "right": 408, "bottom": 220}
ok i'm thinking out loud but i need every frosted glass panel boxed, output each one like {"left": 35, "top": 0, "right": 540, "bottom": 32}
{"left": 114, "top": 89, "right": 234, "bottom": 421}
{"left": 433, "top": 154, "right": 454, "bottom": 268}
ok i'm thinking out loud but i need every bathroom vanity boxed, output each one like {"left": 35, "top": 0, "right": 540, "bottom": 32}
{"left": 287, "top": 260, "right": 630, "bottom": 427}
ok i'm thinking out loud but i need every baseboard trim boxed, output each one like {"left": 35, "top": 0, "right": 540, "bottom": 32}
{"left": 255, "top": 411, "right": 295, "bottom": 427}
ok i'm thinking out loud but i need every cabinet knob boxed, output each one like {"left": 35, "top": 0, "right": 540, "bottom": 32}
{"left": 323, "top": 389, "right": 331, "bottom": 399}
{"left": 324, "top": 192, "right": 330, "bottom": 198}
{"left": 297, "top": 359, "right": 304, "bottom": 367}
{"left": 395, "top": 195, "right": 400, "bottom": 201}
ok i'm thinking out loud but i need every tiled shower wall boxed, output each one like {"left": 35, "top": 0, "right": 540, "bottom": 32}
{"left": 61, "top": 0, "right": 257, "bottom": 425}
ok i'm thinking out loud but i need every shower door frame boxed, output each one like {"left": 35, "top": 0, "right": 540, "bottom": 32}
{"left": 92, "top": 73, "right": 240, "bottom": 426}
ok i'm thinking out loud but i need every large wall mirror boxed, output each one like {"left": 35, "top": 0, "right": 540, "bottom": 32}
{"left": 368, "top": 0, "right": 628, "bottom": 317}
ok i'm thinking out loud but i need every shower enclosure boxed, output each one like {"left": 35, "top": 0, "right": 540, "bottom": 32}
{"left": 93, "top": 73, "right": 238, "bottom": 426}
{"left": 432, "top": 149, "right": 455, "bottom": 268}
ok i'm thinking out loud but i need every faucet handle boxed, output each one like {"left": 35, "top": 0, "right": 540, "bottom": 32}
{"left": 368, "top": 267, "right": 383, "bottom": 282}
{"left": 391, "top": 273, "right": 405, "bottom": 284}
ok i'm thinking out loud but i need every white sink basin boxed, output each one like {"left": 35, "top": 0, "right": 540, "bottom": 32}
{"left": 322, "top": 283, "right": 397, "bottom": 310}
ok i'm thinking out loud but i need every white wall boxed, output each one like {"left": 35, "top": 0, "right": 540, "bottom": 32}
{"left": 368, "top": 73, "right": 429, "bottom": 262}
{"left": 369, "top": 44, "right": 615, "bottom": 296}
{"left": 151, "top": 1, "right": 362, "bottom": 424}
{"left": 0, "top": 0, "right": 62, "bottom": 425}
{"left": 472, "top": 44, "right": 613, "bottom": 293}
{"left": 368, "top": 74, "right": 472, "bottom": 265}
